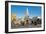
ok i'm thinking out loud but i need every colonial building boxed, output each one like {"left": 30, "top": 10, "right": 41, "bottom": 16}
{"left": 11, "top": 14, "right": 21, "bottom": 27}
{"left": 24, "top": 8, "right": 31, "bottom": 27}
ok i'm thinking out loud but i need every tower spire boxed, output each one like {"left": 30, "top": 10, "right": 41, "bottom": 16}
{"left": 26, "top": 8, "right": 29, "bottom": 16}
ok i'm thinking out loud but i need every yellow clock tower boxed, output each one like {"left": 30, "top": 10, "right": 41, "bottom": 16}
{"left": 11, "top": 14, "right": 16, "bottom": 21}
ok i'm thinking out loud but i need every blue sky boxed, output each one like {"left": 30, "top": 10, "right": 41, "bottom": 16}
{"left": 11, "top": 5, "right": 41, "bottom": 17}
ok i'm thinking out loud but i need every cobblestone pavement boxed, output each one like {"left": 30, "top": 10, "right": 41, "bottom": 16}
{"left": 11, "top": 22, "right": 41, "bottom": 29}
